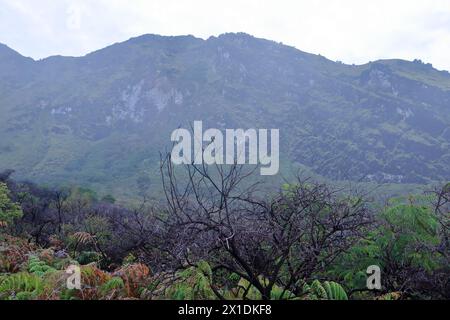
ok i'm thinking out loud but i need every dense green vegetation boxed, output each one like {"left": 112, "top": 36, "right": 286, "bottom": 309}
{"left": 0, "top": 168, "right": 448, "bottom": 300}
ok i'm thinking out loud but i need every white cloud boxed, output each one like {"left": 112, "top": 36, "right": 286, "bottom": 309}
{"left": 0, "top": 0, "right": 449, "bottom": 71}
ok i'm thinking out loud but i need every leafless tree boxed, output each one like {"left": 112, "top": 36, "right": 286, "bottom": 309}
{"left": 160, "top": 154, "right": 373, "bottom": 299}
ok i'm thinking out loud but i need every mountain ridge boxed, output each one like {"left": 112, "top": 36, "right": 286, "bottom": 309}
{"left": 1, "top": 33, "right": 449, "bottom": 199}
{"left": 3, "top": 32, "right": 450, "bottom": 74}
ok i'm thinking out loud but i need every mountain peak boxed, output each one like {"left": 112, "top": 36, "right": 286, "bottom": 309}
{"left": 0, "top": 43, "right": 34, "bottom": 71}
{"left": 0, "top": 43, "right": 25, "bottom": 59}
{"left": 208, "top": 32, "right": 265, "bottom": 44}
{"left": 122, "top": 34, "right": 204, "bottom": 48}
{"left": 217, "top": 32, "right": 255, "bottom": 39}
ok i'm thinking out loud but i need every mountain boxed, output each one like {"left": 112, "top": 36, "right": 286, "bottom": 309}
{"left": 1, "top": 33, "right": 449, "bottom": 198}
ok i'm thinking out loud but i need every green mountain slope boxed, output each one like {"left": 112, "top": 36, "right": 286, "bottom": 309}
{"left": 1, "top": 33, "right": 449, "bottom": 198}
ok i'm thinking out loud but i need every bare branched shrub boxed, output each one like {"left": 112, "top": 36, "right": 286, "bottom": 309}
{"left": 160, "top": 154, "right": 373, "bottom": 299}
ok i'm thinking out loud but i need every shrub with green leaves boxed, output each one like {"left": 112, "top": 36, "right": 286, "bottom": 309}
{"left": 77, "top": 251, "right": 102, "bottom": 265}
{"left": 166, "top": 261, "right": 216, "bottom": 300}
{"left": 328, "top": 196, "right": 445, "bottom": 297}
{"left": 0, "top": 183, "right": 22, "bottom": 227}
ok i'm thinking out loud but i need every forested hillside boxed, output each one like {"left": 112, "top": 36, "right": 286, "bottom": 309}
{"left": 1, "top": 33, "right": 450, "bottom": 199}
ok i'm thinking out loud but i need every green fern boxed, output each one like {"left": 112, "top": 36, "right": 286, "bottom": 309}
{"left": 235, "top": 278, "right": 262, "bottom": 299}
{"left": 0, "top": 273, "right": 43, "bottom": 300}
{"left": 323, "top": 281, "right": 348, "bottom": 300}
{"left": 100, "top": 277, "right": 125, "bottom": 295}
{"left": 302, "top": 280, "right": 348, "bottom": 300}
{"left": 28, "top": 256, "right": 57, "bottom": 277}
{"left": 228, "top": 277, "right": 294, "bottom": 300}
{"left": 166, "top": 261, "right": 216, "bottom": 300}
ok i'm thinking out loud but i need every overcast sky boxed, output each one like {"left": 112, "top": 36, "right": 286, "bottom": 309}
{"left": 1, "top": 0, "right": 450, "bottom": 70}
